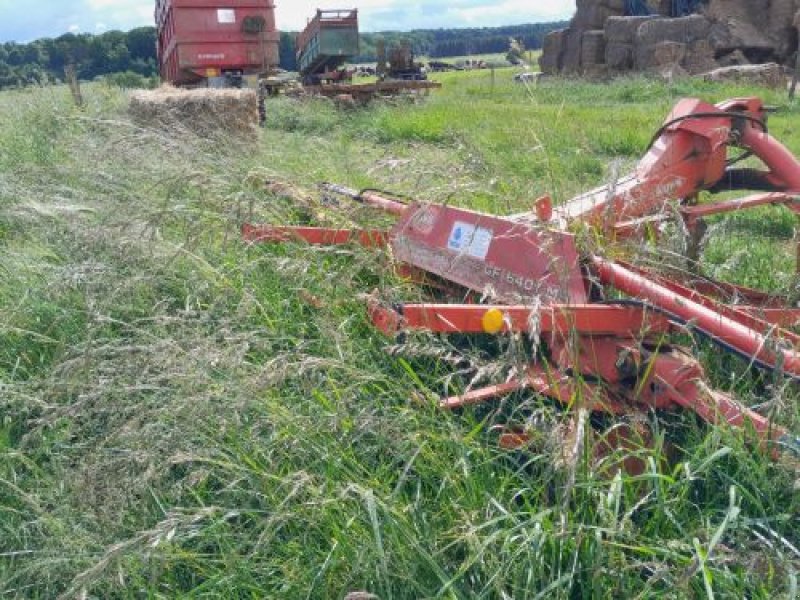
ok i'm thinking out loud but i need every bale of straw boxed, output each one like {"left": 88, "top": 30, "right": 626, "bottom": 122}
{"left": 636, "top": 14, "right": 711, "bottom": 46}
{"left": 702, "top": 63, "right": 787, "bottom": 88}
{"left": 581, "top": 30, "right": 607, "bottom": 67}
{"left": 605, "top": 16, "right": 655, "bottom": 44}
{"left": 560, "top": 28, "right": 586, "bottom": 73}
{"left": 605, "top": 42, "right": 634, "bottom": 70}
{"left": 684, "top": 39, "right": 719, "bottom": 74}
{"left": 539, "top": 29, "right": 567, "bottom": 73}
{"left": 652, "top": 41, "right": 687, "bottom": 66}
{"left": 128, "top": 86, "right": 259, "bottom": 137}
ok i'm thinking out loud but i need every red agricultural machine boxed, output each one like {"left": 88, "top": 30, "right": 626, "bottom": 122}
{"left": 156, "top": 0, "right": 279, "bottom": 87}
{"left": 244, "top": 96, "right": 800, "bottom": 468}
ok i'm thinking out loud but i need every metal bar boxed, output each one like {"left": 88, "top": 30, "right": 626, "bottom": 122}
{"left": 687, "top": 279, "right": 787, "bottom": 307}
{"left": 367, "top": 303, "right": 672, "bottom": 335}
{"left": 592, "top": 256, "right": 800, "bottom": 378}
{"left": 738, "top": 307, "right": 800, "bottom": 328}
{"left": 320, "top": 183, "right": 408, "bottom": 216}
{"left": 658, "top": 377, "right": 798, "bottom": 457}
{"left": 242, "top": 224, "right": 388, "bottom": 247}
{"left": 741, "top": 125, "right": 800, "bottom": 191}
{"left": 440, "top": 379, "right": 528, "bottom": 409}
{"left": 440, "top": 364, "right": 630, "bottom": 414}
{"left": 679, "top": 192, "right": 798, "bottom": 223}
{"left": 618, "top": 261, "right": 800, "bottom": 345}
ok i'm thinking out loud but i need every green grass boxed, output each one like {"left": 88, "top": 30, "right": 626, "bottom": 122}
{"left": 0, "top": 73, "right": 799, "bottom": 598}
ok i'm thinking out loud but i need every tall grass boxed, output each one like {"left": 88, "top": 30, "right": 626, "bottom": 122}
{"left": 0, "top": 73, "right": 799, "bottom": 598}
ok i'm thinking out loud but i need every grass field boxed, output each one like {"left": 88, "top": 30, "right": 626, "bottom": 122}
{"left": 1, "top": 70, "right": 799, "bottom": 598}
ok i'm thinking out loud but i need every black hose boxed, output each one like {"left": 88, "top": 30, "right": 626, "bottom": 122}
{"left": 646, "top": 111, "right": 768, "bottom": 153}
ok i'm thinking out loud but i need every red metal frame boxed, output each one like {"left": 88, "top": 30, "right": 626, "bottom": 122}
{"left": 243, "top": 95, "right": 800, "bottom": 463}
{"left": 366, "top": 302, "right": 671, "bottom": 336}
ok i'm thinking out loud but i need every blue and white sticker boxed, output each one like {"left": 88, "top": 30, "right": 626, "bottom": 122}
{"left": 447, "top": 221, "right": 493, "bottom": 260}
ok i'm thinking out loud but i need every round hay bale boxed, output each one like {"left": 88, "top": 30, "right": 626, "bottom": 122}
{"left": 128, "top": 86, "right": 259, "bottom": 137}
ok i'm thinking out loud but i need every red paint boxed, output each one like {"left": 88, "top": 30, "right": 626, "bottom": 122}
{"left": 592, "top": 256, "right": 800, "bottom": 378}
{"left": 241, "top": 95, "right": 800, "bottom": 462}
{"left": 366, "top": 303, "right": 671, "bottom": 336}
{"left": 391, "top": 204, "right": 587, "bottom": 304}
{"left": 156, "top": 0, "right": 279, "bottom": 85}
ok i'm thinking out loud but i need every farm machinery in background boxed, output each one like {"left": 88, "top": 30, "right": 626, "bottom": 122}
{"left": 154, "top": 1, "right": 441, "bottom": 109}
{"left": 155, "top": 0, "right": 279, "bottom": 89}
{"left": 375, "top": 39, "right": 428, "bottom": 81}
{"left": 244, "top": 96, "right": 800, "bottom": 470}
{"left": 296, "top": 9, "right": 360, "bottom": 85}
{"left": 295, "top": 8, "right": 440, "bottom": 102}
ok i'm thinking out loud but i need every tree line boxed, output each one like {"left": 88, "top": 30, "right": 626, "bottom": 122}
{"left": 0, "top": 28, "right": 157, "bottom": 89}
{"left": 0, "top": 21, "right": 565, "bottom": 89}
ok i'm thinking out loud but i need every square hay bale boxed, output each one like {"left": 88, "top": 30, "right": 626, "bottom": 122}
{"left": 702, "top": 63, "right": 787, "bottom": 89}
{"left": 636, "top": 14, "right": 711, "bottom": 46}
{"left": 605, "top": 16, "right": 656, "bottom": 44}
{"left": 128, "top": 86, "right": 259, "bottom": 137}
{"left": 581, "top": 30, "right": 607, "bottom": 67}
{"left": 684, "top": 39, "right": 719, "bottom": 74}
{"left": 561, "top": 28, "right": 586, "bottom": 73}
{"left": 540, "top": 29, "right": 568, "bottom": 73}
{"left": 653, "top": 41, "right": 687, "bottom": 67}
{"left": 606, "top": 42, "right": 634, "bottom": 70}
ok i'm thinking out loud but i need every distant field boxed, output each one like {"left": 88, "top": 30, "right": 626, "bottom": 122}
{"left": 350, "top": 52, "right": 541, "bottom": 69}
{"left": 0, "top": 71, "right": 799, "bottom": 598}
{"left": 427, "top": 50, "right": 542, "bottom": 66}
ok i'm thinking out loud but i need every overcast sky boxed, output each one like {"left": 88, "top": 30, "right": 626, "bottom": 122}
{"left": 0, "top": 0, "right": 574, "bottom": 42}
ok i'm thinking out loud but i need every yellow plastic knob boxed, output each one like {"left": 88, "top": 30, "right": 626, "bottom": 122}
{"left": 481, "top": 308, "right": 505, "bottom": 334}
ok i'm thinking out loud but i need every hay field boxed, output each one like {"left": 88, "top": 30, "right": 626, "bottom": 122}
{"left": 0, "top": 71, "right": 799, "bottom": 598}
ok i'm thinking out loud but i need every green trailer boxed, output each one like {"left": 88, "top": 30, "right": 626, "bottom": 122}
{"left": 296, "top": 9, "right": 359, "bottom": 84}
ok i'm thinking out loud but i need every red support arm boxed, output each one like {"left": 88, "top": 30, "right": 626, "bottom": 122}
{"left": 366, "top": 301, "right": 672, "bottom": 336}
{"left": 592, "top": 256, "right": 800, "bottom": 378}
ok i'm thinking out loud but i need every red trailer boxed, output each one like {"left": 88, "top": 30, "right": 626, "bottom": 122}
{"left": 156, "top": 0, "right": 279, "bottom": 87}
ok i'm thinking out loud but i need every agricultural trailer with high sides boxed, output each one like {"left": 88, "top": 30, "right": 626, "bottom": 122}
{"left": 156, "top": 0, "right": 279, "bottom": 88}
{"left": 296, "top": 9, "right": 360, "bottom": 85}
{"left": 244, "top": 96, "right": 800, "bottom": 472}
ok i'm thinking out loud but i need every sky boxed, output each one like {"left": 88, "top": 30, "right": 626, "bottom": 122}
{"left": 0, "top": 0, "right": 575, "bottom": 43}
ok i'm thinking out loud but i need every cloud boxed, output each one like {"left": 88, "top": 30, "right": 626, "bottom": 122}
{"left": 280, "top": 0, "right": 573, "bottom": 31}
{"left": 0, "top": 0, "right": 575, "bottom": 42}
